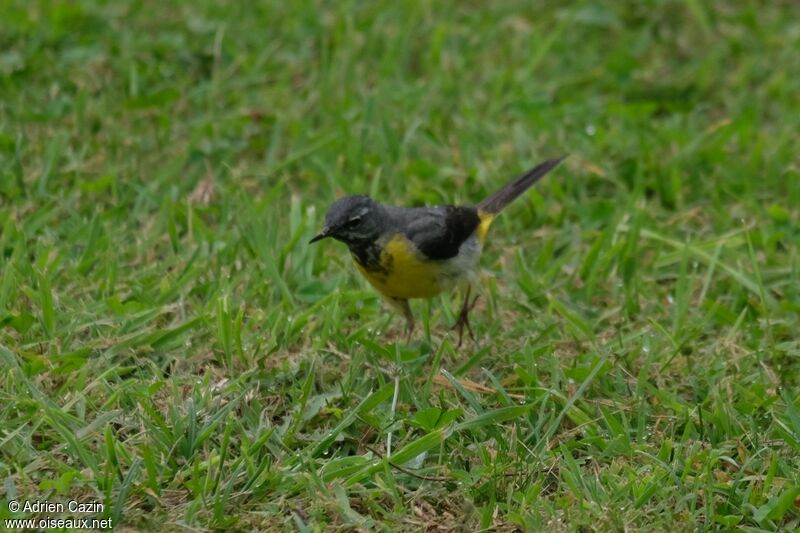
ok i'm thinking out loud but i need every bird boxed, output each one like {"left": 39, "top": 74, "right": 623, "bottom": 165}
{"left": 310, "top": 157, "right": 565, "bottom": 346}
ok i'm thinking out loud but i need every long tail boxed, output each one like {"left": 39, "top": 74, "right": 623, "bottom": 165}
{"left": 477, "top": 156, "right": 566, "bottom": 215}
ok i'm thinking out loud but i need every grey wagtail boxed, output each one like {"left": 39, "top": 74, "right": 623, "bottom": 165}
{"left": 310, "top": 157, "right": 565, "bottom": 345}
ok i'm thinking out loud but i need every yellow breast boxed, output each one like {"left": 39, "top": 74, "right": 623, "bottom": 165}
{"left": 476, "top": 209, "right": 494, "bottom": 243}
{"left": 354, "top": 234, "right": 448, "bottom": 299}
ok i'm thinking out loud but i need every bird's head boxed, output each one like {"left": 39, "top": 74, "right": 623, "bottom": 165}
{"left": 310, "top": 195, "right": 386, "bottom": 247}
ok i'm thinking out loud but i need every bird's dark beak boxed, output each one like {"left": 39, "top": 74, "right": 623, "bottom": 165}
{"left": 309, "top": 227, "right": 330, "bottom": 244}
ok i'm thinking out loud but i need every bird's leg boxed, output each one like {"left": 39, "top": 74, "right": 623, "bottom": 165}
{"left": 452, "top": 286, "right": 479, "bottom": 347}
{"left": 404, "top": 313, "right": 415, "bottom": 343}
{"left": 389, "top": 297, "right": 415, "bottom": 342}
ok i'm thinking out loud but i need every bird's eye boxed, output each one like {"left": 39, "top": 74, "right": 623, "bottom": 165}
{"left": 345, "top": 216, "right": 362, "bottom": 228}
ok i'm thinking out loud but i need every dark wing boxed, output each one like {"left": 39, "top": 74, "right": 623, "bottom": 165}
{"left": 389, "top": 205, "right": 481, "bottom": 260}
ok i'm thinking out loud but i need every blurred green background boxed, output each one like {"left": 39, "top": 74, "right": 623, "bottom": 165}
{"left": 1, "top": 0, "right": 798, "bottom": 530}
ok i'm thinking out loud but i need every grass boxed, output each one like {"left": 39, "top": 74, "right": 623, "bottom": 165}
{"left": 1, "top": 0, "right": 799, "bottom": 530}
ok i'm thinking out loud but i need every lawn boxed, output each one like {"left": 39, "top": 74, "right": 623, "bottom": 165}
{"left": 1, "top": 0, "right": 799, "bottom": 530}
